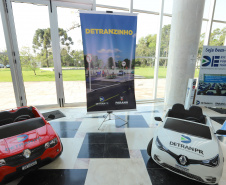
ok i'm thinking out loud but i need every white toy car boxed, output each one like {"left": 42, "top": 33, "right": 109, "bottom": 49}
{"left": 147, "top": 104, "right": 225, "bottom": 184}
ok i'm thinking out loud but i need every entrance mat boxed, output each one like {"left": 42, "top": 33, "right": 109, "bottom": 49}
{"left": 116, "top": 115, "right": 149, "bottom": 128}
{"left": 42, "top": 110, "right": 66, "bottom": 121}
{"left": 18, "top": 169, "right": 88, "bottom": 185}
{"left": 208, "top": 107, "right": 226, "bottom": 114}
{"left": 210, "top": 117, "right": 226, "bottom": 125}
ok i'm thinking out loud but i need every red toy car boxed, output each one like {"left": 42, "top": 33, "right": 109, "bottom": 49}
{"left": 0, "top": 106, "right": 63, "bottom": 184}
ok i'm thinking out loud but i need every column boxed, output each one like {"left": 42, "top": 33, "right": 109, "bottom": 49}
{"left": 164, "top": 0, "right": 205, "bottom": 107}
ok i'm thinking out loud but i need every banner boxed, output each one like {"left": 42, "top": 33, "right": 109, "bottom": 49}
{"left": 195, "top": 46, "right": 226, "bottom": 108}
{"left": 80, "top": 11, "right": 137, "bottom": 112}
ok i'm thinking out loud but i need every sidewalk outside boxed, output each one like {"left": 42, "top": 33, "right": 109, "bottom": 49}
{"left": 0, "top": 79, "right": 166, "bottom": 110}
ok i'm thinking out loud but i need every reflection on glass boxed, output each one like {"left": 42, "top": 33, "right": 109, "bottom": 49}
{"left": 0, "top": 12, "right": 17, "bottom": 110}
{"left": 12, "top": 2, "right": 57, "bottom": 106}
{"left": 57, "top": 7, "right": 86, "bottom": 104}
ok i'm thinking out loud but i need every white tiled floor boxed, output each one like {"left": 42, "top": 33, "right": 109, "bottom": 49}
{"left": 5, "top": 103, "right": 226, "bottom": 185}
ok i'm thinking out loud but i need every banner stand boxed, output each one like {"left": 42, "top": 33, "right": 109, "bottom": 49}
{"left": 98, "top": 110, "right": 128, "bottom": 130}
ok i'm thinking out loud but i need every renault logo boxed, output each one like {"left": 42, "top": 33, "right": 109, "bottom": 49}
{"left": 179, "top": 155, "right": 187, "bottom": 166}
{"left": 23, "top": 149, "right": 31, "bottom": 158}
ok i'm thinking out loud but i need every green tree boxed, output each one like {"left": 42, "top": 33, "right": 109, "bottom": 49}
{"left": 70, "top": 50, "right": 84, "bottom": 67}
{"left": 32, "top": 28, "right": 73, "bottom": 67}
{"left": 61, "top": 48, "right": 73, "bottom": 66}
{"left": 20, "top": 46, "right": 38, "bottom": 75}
{"left": 0, "top": 50, "right": 9, "bottom": 66}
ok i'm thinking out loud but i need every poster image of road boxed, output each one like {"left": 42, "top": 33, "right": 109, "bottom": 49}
{"left": 80, "top": 12, "right": 137, "bottom": 112}
{"left": 197, "top": 74, "right": 226, "bottom": 96}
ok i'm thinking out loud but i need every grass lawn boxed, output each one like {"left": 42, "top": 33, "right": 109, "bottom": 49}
{"left": 0, "top": 67, "right": 200, "bottom": 82}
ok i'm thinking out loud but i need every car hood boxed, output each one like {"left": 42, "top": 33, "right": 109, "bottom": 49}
{"left": 0, "top": 123, "right": 56, "bottom": 159}
{"left": 157, "top": 128, "right": 220, "bottom": 160}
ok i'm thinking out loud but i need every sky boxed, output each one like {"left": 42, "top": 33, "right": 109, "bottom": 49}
{"left": 0, "top": 0, "right": 226, "bottom": 53}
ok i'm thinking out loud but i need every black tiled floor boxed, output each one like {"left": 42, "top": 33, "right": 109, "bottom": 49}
{"left": 78, "top": 144, "right": 105, "bottom": 158}
{"left": 49, "top": 121, "right": 81, "bottom": 138}
{"left": 78, "top": 133, "right": 130, "bottom": 158}
{"left": 105, "top": 133, "right": 127, "bottom": 143}
{"left": 83, "top": 133, "right": 106, "bottom": 144}
{"left": 18, "top": 169, "right": 88, "bottom": 185}
{"left": 210, "top": 117, "right": 226, "bottom": 125}
{"left": 103, "top": 144, "right": 130, "bottom": 158}
{"left": 141, "top": 150, "right": 211, "bottom": 185}
{"left": 115, "top": 115, "right": 149, "bottom": 128}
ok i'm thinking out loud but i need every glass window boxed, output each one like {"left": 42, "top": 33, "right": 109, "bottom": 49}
{"left": 12, "top": 2, "right": 57, "bottom": 106}
{"left": 214, "top": 0, "right": 226, "bottom": 21}
{"left": 57, "top": 7, "right": 86, "bottom": 104}
{"left": 96, "top": 0, "right": 129, "bottom": 9}
{"left": 164, "top": 0, "right": 173, "bottom": 14}
{"left": 203, "top": 0, "right": 211, "bottom": 19}
{"left": 133, "top": 0, "right": 160, "bottom": 12}
{"left": 196, "top": 21, "right": 208, "bottom": 78}
{"left": 209, "top": 22, "right": 226, "bottom": 46}
{"left": 135, "top": 13, "right": 158, "bottom": 100}
{"left": 0, "top": 13, "right": 17, "bottom": 110}
{"left": 96, "top": 7, "right": 128, "bottom": 13}
{"left": 157, "top": 16, "right": 171, "bottom": 99}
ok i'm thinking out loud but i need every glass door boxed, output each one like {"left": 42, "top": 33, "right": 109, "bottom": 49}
{"left": 11, "top": 2, "right": 58, "bottom": 106}
{"left": 0, "top": 13, "right": 17, "bottom": 110}
{"left": 57, "top": 7, "right": 86, "bottom": 104}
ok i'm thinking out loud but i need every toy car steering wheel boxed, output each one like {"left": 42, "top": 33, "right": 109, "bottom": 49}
{"left": 185, "top": 117, "right": 200, "bottom": 123}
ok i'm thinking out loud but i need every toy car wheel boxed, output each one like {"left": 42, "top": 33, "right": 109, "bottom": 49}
{"left": 147, "top": 138, "right": 153, "bottom": 156}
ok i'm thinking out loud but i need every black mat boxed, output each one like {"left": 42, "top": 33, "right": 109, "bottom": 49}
{"left": 42, "top": 110, "right": 66, "bottom": 121}
{"left": 208, "top": 107, "right": 226, "bottom": 114}
{"left": 78, "top": 133, "right": 130, "bottom": 158}
{"left": 210, "top": 117, "right": 226, "bottom": 125}
{"left": 116, "top": 115, "right": 149, "bottom": 128}
{"left": 18, "top": 169, "right": 88, "bottom": 185}
{"left": 50, "top": 121, "right": 82, "bottom": 138}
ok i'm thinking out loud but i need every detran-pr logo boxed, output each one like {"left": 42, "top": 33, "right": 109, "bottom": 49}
{"left": 181, "top": 135, "right": 191, "bottom": 144}
{"left": 17, "top": 134, "right": 28, "bottom": 142}
{"left": 202, "top": 56, "right": 220, "bottom": 67}
{"left": 99, "top": 96, "right": 104, "bottom": 102}
{"left": 196, "top": 100, "right": 200, "bottom": 105}
{"left": 202, "top": 56, "right": 211, "bottom": 66}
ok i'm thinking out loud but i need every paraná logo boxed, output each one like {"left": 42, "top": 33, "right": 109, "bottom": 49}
{"left": 17, "top": 135, "right": 28, "bottom": 142}
{"left": 181, "top": 135, "right": 191, "bottom": 144}
{"left": 196, "top": 100, "right": 200, "bottom": 105}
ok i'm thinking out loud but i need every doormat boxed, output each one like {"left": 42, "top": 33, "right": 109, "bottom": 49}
{"left": 42, "top": 110, "right": 66, "bottom": 121}
{"left": 210, "top": 117, "right": 226, "bottom": 125}
{"left": 208, "top": 107, "right": 226, "bottom": 114}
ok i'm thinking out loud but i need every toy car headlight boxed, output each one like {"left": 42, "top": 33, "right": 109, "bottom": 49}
{"left": 202, "top": 154, "right": 219, "bottom": 167}
{"left": 156, "top": 137, "right": 168, "bottom": 151}
{"left": 45, "top": 138, "right": 58, "bottom": 149}
{"left": 0, "top": 159, "right": 6, "bottom": 167}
